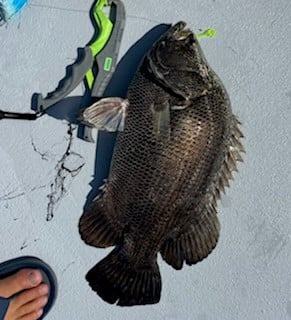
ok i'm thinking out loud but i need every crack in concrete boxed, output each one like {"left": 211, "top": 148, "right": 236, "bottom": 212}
{"left": 227, "top": 46, "right": 238, "bottom": 55}
{"left": 0, "top": 185, "right": 47, "bottom": 203}
{"left": 30, "top": 3, "right": 88, "bottom": 14}
{"left": 0, "top": 189, "right": 25, "bottom": 201}
{"left": 19, "top": 239, "right": 40, "bottom": 251}
{"left": 46, "top": 124, "right": 85, "bottom": 221}
{"left": 30, "top": 185, "right": 46, "bottom": 192}
{"left": 61, "top": 261, "right": 75, "bottom": 274}
{"left": 20, "top": 240, "right": 28, "bottom": 250}
{"left": 31, "top": 140, "right": 50, "bottom": 161}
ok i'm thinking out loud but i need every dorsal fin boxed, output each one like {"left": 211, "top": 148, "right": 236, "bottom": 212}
{"left": 214, "top": 115, "right": 245, "bottom": 203}
{"left": 159, "top": 115, "right": 244, "bottom": 270}
{"left": 160, "top": 204, "right": 220, "bottom": 270}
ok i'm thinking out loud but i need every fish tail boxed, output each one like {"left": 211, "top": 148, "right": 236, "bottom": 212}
{"left": 86, "top": 248, "right": 161, "bottom": 306}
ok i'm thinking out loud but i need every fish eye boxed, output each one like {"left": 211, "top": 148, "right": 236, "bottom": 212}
{"left": 161, "top": 41, "right": 166, "bottom": 46}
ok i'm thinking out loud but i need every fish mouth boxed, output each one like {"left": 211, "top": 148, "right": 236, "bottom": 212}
{"left": 169, "top": 21, "right": 193, "bottom": 41}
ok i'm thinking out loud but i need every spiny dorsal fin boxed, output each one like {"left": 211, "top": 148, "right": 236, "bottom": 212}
{"left": 215, "top": 115, "right": 245, "bottom": 201}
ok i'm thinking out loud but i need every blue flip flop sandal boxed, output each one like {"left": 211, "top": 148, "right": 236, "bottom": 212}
{"left": 0, "top": 256, "right": 57, "bottom": 320}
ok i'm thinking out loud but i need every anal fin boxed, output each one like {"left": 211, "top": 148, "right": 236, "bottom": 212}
{"left": 160, "top": 205, "right": 220, "bottom": 270}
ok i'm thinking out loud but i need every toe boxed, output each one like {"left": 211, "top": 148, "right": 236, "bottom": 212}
{"left": 0, "top": 269, "right": 43, "bottom": 299}
{"left": 16, "top": 295, "right": 48, "bottom": 318}
{"left": 18, "top": 308, "right": 44, "bottom": 320}
{"left": 12, "top": 283, "right": 49, "bottom": 309}
{"left": 4, "top": 285, "right": 49, "bottom": 320}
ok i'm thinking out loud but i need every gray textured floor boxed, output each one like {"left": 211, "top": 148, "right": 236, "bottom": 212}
{"left": 0, "top": 1, "right": 291, "bottom": 319}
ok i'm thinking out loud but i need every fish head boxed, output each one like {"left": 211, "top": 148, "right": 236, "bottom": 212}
{"left": 146, "top": 21, "right": 212, "bottom": 100}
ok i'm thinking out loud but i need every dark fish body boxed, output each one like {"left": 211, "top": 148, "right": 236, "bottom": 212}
{"left": 79, "top": 22, "right": 244, "bottom": 306}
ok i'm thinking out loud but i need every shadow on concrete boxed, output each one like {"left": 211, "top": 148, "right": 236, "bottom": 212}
{"left": 32, "top": 23, "right": 171, "bottom": 210}
{"left": 84, "top": 23, "right": 170, "bottom": 210}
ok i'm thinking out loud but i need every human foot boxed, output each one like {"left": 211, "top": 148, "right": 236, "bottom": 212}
{"left": 0, "top": 269, "right": 49, "bottom": 320}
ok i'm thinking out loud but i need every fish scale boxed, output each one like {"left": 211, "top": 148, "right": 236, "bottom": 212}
{"left": 79, "top": 21, "right": 244, "bottom": 306}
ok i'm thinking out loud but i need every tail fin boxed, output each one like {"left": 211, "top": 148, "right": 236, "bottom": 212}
{"left": 86, "top": 249, "right": 161, "bottom": 306}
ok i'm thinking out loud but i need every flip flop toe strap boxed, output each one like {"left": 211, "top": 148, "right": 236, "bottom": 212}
{"left": 0, "top": 297, "right": 10, "bottom": 320}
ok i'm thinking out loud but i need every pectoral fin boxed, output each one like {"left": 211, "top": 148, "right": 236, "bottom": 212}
{"left": 152, "top": 101, "right": 171, "bottom": 139}
{"left": 80, "top": 97, "right": 129, "bottom": 132}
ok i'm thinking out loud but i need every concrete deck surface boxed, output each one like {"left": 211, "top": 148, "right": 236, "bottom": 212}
{"left": 0, "top": 1, "right": 291, "bottom": 319}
